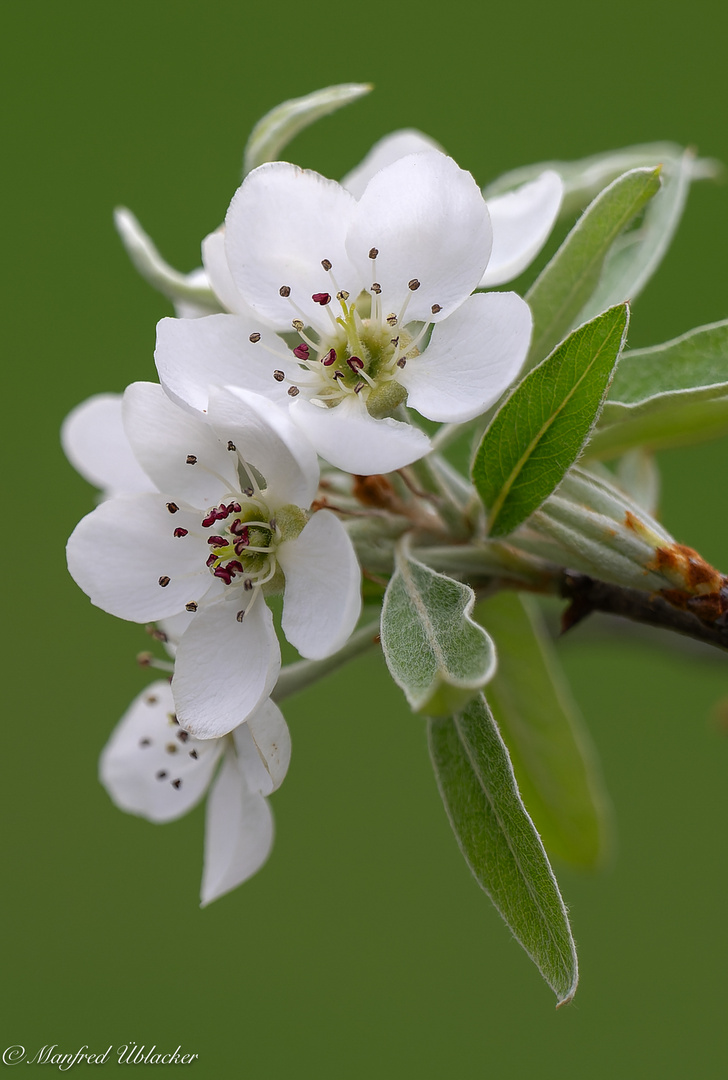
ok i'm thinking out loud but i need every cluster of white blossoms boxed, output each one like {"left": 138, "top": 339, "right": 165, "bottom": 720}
{"left": 64, "top": 113, "right": 563, "bottom": 904}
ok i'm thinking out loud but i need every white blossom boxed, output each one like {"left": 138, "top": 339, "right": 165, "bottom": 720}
{"left": 100, "top": 679, "right": 291, "bottom": 905}
{"left": 340, "top": 128, "right": 564, "bottom": 288}
{"left": 155, "top": 151, "right": 534, "bottom": 475}
{"left": 66, "top": 382, "right": 361, "bottom": 739}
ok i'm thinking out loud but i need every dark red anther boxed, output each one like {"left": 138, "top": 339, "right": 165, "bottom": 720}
{"left": 226, "top": 560, "right": 244, "bottom": 575}
{"left": 202, "top": 511, "right": 217, "bottom": 528}
{"left": 293, "top": 343, "right": 310, "bottom": 360}
{"left": 207, "top": 535, "right": 226, "bottom": 547}
{"left": 206, "top": 554, "right": 217, "bottom": 568}
{"left": 230, "top": 502, "right": 241, "bottom": 513}
{"left": 322, "top": 348, "right": 337, "bottom": 366}
{"left": 347, "top": 356, "right": 364, "bottom": 372}
{"left": 213, "top": 565, "right": 233, "bottom": 584}
{"left": 173, "top": 528, "right": 188, "bottom": 538}
{"left": 312, "top": 292, "right": 331, "bottom": 306}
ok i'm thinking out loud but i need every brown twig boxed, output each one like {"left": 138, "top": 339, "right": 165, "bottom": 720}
{"left": 556, "top": 570, "right": 728, "bottom": 653}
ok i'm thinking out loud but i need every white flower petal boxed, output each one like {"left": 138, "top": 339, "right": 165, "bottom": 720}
{"left": 201, "top": 229, "right": 247, "bottom": 315}
{"left": 400, "top": 292, "right": 532, "bottom": 423}
{"left": 66, "top": 494, "right": 211, "bottom": 622}
{"left": 157, "top": 608, "right": 197, "bottom": 657}
{"left": 172, "top": 597, "right": 281, "bottom": 740}
{"left": 224, "top": 162, "right": 361, "bottom": 329}
{"left": 480, "top": 170, "right": 563, "bottom": 287}
{"left": 61, "top": 394, "right": 156, "bottom": 497}
{"left": 289, "top": 394, "right": 431, "bottom": 474}
{"left": 347, "top": 153, "right": 492, "bottom": 322}
{"left": 99, "top": 680, "right": 222, "bottom": 823}
{"left": 278, "top": 509, "right": 361, "bottom": 660}
{"left": 234, "top": 698, "right": 291, "bottom": 796}
{"left": 123, "top": 382, "right": 238, "bottom": 507}
{"left": 174, "top": 268, "right": 219, "bottom": 320}
{"left": 207, "top": 386, "right": 319, "bottom": 509}
{"left": 200, "top": 752, "right": 274, "bottom": 906}
{"left": 341, "top": 129, "right": 445, "bottom": 198}
{"left": 155, "top": 314, "right": 285, "bottom": 414}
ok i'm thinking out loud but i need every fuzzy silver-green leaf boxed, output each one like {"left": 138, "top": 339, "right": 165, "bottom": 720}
{"left": 428, "top": 695, "right": 578, "bottom": 1006}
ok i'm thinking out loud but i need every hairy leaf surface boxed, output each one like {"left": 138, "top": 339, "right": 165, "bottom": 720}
{"left": 473, "top": 304, "right": 629, "bottom": 537}
{"left": 428, "top": 695, "right": 578, "bottom": 1005}
{"left": 525, "top": 168, "right": 658, "bottom": 366}
{"left": 381, "top": 548, "right": 496, "bottom": 716}
{"left": 474, "top": 592, "right": 612, "bottom": 869}
{"left": 243, "top": 84, "right": 371, "bottom": 176}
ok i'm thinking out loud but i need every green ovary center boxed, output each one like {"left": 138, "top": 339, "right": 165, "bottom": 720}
{"left": 294, "top": 294, "right": 420, "bottom": 419}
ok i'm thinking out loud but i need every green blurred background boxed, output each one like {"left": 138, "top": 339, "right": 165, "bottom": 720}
{"left": 5, "top": 1, "right": 728, "bottom": 1075}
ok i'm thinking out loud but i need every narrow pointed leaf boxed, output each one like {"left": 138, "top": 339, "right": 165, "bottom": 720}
{"left": 603, "top": 319, "right": 728, "bottom": 423}
{"left": 473, "top": 304, "right": 629, "bottom": 538}
{"left": 525, "top": 168, "right": 659, "bottom": 367}
{"left": 586, "top": 395, "right": 728, "bottom": 460}
{"left": 243, "top": 84, "right": 372, "bottom": 176}
{"left": 428, "top": 695, "right": 578, "bottom": 1006}
{"left": 580, "top": 150, "right": 694, "bottom": 321}
{"left": 113, "top": 207, "right": 219, "bottom": 310}
{"left": 380, "top": 547, "right": 496, "bottom": 716}
{"left": 483, "top": 141, "right": 717, "bottom": 219}
{"left": 474, "top": 592, "right": 613, "bottom": 870}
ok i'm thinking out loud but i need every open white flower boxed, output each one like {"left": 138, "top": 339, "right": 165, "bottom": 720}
{"left": 340, "top": 128, "right": 564, "bottom": 288}
{"left": 156, "top": 151, "right": 533, "bottom": 475}
{"left": 67, "top": 382, "right": 361, "bottom": 739}
{"left": 61, "top": 392, "right": 156, "bottom": 499}
{"left": 101, "top": 679, "right": 291, "bottom": 905}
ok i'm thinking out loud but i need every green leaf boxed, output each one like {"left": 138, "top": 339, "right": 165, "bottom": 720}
{"left": 428, "top": 696, "right": 578, "bottom": 1006}
{"left": 603, "top": 319, "right": 728, "bottom": 421}
{"left": 380, "top": 545, "right": 496, "bottom": 716}
{"left": 474, "top": 592, "right": 612, "bottom": 870}
{"left": 482, "top": 142, "right": 718, "bottom": 219}
{"left": 472, "top": 304, "right": 629, "bottom": 538}
{"left": 579, "top": 150, "right": 695, "bottom": 322}
{"left": 525, "top": 168, "right": 659, "bottom": 367}
{"left": 113, "top": 207, "right": 220, "bottom": 311}
{"left": 586, "top": 395, "right": 728, "bottom": 460}
{"left": 243, "top": 83, "right": 371, "bottom": 176}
